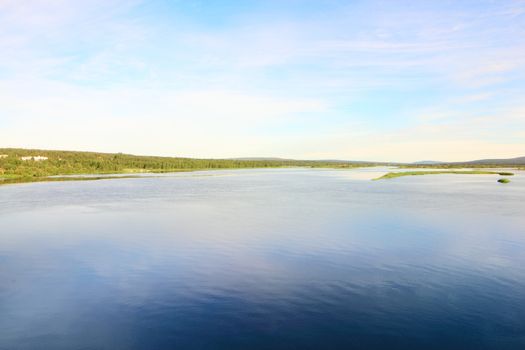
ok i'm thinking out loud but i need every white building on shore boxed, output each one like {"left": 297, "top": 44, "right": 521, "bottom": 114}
{"left": 0, "top": 154, "right": 7, "bottom": 159}
{"left": 20, "top": 156, "right": 48, "bottom": 161}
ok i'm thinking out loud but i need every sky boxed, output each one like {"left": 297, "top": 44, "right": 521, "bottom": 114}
{"left": 0, "top": 0, "right": 524, "bottom": 162}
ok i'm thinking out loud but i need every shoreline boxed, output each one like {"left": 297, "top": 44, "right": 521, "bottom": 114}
{"left": 0, "top": 166, "right": 353, "bottom": 186}
{"left": 1, "top": 167, "right": 521, "bottom": 186}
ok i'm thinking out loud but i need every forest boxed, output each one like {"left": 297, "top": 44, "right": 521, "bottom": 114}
{"left": 0, "top": 148, "right": 373, "bottom": 182}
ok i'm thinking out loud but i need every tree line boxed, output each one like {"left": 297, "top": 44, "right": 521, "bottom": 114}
{"left": 0, "top": 148, "right": 373, "bottom": 179}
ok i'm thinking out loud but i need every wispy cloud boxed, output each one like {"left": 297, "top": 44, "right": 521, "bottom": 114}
{"left": 0, "top": 0, "right": 524, "bottom": 161}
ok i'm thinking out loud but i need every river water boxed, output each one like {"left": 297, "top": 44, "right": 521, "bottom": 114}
{"left": 1, "top": 168, "right": 524, "bottom": 349}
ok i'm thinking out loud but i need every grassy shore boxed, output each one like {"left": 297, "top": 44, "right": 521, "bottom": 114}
{"left": 0, "top": 175, "right": 146, "bottom": 186}
{"left": 373, "top": 170, "right": 515, "bottom": 180}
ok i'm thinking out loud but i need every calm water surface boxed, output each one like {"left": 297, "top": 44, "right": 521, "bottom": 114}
{"left": 1, "top": 168, "right": 524, "bottom": 349}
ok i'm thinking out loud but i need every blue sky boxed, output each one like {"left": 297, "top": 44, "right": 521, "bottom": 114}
{"left": 1, "top": 0, "right": 524, "bottom": 161}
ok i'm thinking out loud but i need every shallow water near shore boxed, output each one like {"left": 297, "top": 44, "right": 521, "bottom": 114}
{"left": 1, "top": 168, "right": 525, "bottom": 349}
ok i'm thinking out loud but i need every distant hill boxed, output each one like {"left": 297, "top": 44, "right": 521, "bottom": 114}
{"left": 230, "top": 157, "right": 292, "bottom": 161}
{"left": 461, "top": 156, "right": 525, "bottom": 165}
{"left": 410, "top": 157, "right": 525, "bottom": 169}
{"left": 410, "top": 156, "right": 525, "bottom": 168}
{"left": 411, "top": 160, "right": 443, "bottom": 165}
{"left": 318, "top": 159, "right": 394, "bottom": 164}
{"left": 232, "top": 157, "right": 391, "bottom": 164}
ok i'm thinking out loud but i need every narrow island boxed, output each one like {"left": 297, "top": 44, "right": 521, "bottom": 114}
{"left": 374, "top": 170, "right": 514, "bottom": 181}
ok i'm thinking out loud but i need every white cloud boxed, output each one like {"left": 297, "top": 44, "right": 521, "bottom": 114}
{"left": 0, "top": 1, "right": 524, "bottom": 160}
{"left": 0, "top": 78, "right": 329, "bottom": 157}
